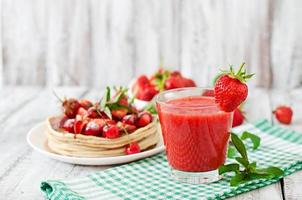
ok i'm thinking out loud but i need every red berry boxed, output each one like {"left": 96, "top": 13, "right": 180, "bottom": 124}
{"left": 125, "top": 143, "right": 141, "bottom": 155}
{"left": 62, "top": 119, "right": 75, "bottom": 133}
{"left": 214, "top": 63, "right": 253, "bottom": 112}
{"left": 170, "top": 70, "right": 181, "bottom": 77}
{"left": 122, "top": 114, "right": 138, "bottom": 126}
{"left": 105, "top": 119, "right": 117, "bottom": 126}
{"left": 84, "top": 120, "right": 102, "bottom": 136}
{"left": 59, "top": 116, "right": 69, "bottom": 128}
{"left": 87, "top": 107, "right": 100, "bottom": 118}
{"left": 136, "top": 86, "right": 158, "bottom": 101}
{"left": 103, "top": 125, "right": 120, "bottom": 139}
{"left": 78, "top": 99, "right": 93, "bottom": 109}
{"left": 62, "top": 98, "right": 81, "bottom": 118}
{"left": 137, "top": 112, "right": 153, "bottom": 127}
{"left": 182, "top": 78, "right": 196, "bottom": 87}
{"left": 74, "top": 115, "right": 87, "bottom": 134}
{"left": 273, "top": 106, "right": 293, "bottom": 125}
{"left": 164, "top": 76, "right": 185, "bottom": 90}
{"left": 77, "top": 107, "right": 88, "bottom": 117}
{"left": 232, "top": 108, "right": 245, "bottom": 127}
{"left": 111, "top": 108, "right": 128, "bottom": 120}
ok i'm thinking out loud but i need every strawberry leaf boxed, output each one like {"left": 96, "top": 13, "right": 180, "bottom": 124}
{"left": 227, "top": 146, "right": 237, "bottom": 158}
{"left": 230, "top": 173, "right": 246, "bottom": 186}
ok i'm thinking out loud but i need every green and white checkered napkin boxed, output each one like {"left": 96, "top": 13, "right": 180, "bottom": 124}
{"left": 41, "top": 119, "right": 302, "bottom": 200}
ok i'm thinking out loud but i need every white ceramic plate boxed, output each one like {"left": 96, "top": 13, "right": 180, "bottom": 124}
{"left": 27, "top": 122, "right": 165, "bottom": 165}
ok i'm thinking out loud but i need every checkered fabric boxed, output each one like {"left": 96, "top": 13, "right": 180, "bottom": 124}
{"left": 41, "top": 119, "right": 302, "bottom": 200}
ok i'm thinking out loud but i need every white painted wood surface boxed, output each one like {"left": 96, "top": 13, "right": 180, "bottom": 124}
{"left": 1, "top": 0, "right": 302, "bottom": 88}
{"left": 0, "top": 87, "right": 301, "bottom": 199}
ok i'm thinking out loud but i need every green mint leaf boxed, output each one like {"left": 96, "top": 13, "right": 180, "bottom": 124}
{"left": 231, "top": 133, "right": 248, "bottom": 161}
{"left": 235, "top": 157, "right": 249, "bottom": 169}
{"left": 230, "top": 173, "right": 245, "bottom": 186}
{"left": 103, "top": 106, "right": 112, "bottom": 119}
{"left": 218, "top": 163, "right": 240, "bottom": 175}
{"left": 241, "top": 131, "right": 261, "bottom": 150}
{"left": 227, "top": 146, "right": 237, "bottom": 158}
{"left": 100, "top": 87, "right": 110, "bottom": 109}
{"left": 254, "top": 167, "right": 284, "bottom": 177}
{"left": 249, "top": 173, "right": 272, "bottom": 179}
{"left": 248, "top": 162, "right": 257, "bottom": 171}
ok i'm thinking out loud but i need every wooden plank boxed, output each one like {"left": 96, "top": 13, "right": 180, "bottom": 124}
{"left": 270, "top": 88, "right": 302, "bottom": 200}
{"left": 90, "top": 0, "right": 135, "bottom": 88}
{"left": 180, "top": 0, "right": 273, "bottom": 88}
{"left": 271, "top": 0, "right": 302, "bottom": 89}
{"left": 229, "top": 88, "right": 283, "bottom": 200}
{"left": 0, "top": 87, "right": 88, "bottom": 199}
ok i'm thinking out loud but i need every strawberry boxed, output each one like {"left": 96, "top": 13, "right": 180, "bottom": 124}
{"left": 132, "top": 75, "right": 150, "bottom": 96}
{"left": 232, "top": 107, "right": 245, "bottom": 127}
{"left": 214, "top": 63, "right": 254, "bottom": 112}
{"left": 182, "top": 78, "right": 196, "bottom": 87}
{"left": 136, "top": 86, "right": 158, "bottom": 101}
{"left": 273, "top": 106, "right": 293, "bottom": 125}
{"left": 164, "top": 76, "right": 185, "bottom": 90}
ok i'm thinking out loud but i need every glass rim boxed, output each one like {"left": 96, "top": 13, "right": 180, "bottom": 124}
{"left": 154, "top": 87, "right": 218, "bottom": 109}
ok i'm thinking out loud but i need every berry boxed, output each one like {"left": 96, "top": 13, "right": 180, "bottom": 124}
{"left": 59, "top": 116, "right": 69, "bottom": 128}
{"left": 103, "top": 125, "right": 120, "bottom": 139}
{"left": 182, "top": 78, "right": 196, "bottom": 87}
{"left": 273, "top": 106, "right": 293, "bottom": 125}
{"left": 125, "top": 143, "right": 141, "bottom": 155}
{"left": 84, "top": 120, "right": 102, "bottom": 136}
{"left": 111, "top": 108, "right": 128, "bottom": 120}
{"left": 164, "top": 76, "right": 185, "bottom": 90}
{"left": 105, "top": 119, "right": 117, "bottom": 126}
{"left": 74, "top": 115, "right": 87, "bottom": 134}
{"left": 62, "top": 98, "right": 81, "bottom": 118}
{"left": 78, "top": 99, "right": 93, "bottom": 109}
{"left": 170, "top": 70, "right": 181, "bottom": 77}
{"left": 62, "top": 119, "right": 75, "bottom": 133}
{"left": 122, "top": 114, "right": 138, "bottom": 126}
{"left": 232, "top": 108, "right": 245, "bottom": 127}
{"left": 87, "top": 107, "right": 100, "bottom": 118}
{"left": 77, "top": 107, "right": 88, "bottom": 117}
{"left": 137, "top": 112, "right": 153, "bottom": 127}
{"left": 136, "top": 86, "right": 158, "bottom": 101}
{"left": 214, "top": 63, "right": 254, "bottom": 112}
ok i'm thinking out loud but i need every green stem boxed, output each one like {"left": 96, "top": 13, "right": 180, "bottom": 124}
{"left": 236, "top": 62, "right": 246, "bottom": 76}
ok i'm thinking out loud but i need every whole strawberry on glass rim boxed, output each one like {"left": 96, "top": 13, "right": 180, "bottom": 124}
{"left": 46, "top": 87, "right": 159, "bottom": 158}
{"left": 214, "top": 62, "right": 254, "bottom": 112}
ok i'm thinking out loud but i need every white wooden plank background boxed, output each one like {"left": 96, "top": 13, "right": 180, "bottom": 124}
{"left": 1, "top": 0, "right": 302, "bottom": 88}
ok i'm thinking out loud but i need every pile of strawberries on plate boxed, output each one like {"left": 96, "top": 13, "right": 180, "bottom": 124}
{"left": 57, "top": 87, "right": 153, "bottom": 142}
{"left": 132, "top": 68, "right": 196, "bottom": 101}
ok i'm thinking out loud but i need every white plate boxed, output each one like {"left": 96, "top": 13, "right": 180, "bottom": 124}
{"left": 27, "top": 122, "right": 165, "bottom": 165}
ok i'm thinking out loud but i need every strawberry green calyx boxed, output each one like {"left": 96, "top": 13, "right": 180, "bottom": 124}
{"left": 222, "top": 62, "right": 254, "bottom": 83}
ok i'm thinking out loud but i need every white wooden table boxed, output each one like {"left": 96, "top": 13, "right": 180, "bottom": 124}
{"left": 0, "top": 87, "right": 302, "bottom": 200}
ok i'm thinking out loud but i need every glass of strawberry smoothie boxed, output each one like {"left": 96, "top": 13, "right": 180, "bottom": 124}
{"left": 155, "top": 87, "right": 233, "bottom": 184}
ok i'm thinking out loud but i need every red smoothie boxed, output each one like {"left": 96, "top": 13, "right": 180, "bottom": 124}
{"left": 157, "top": 96, "right": 233, "bottom": 172}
